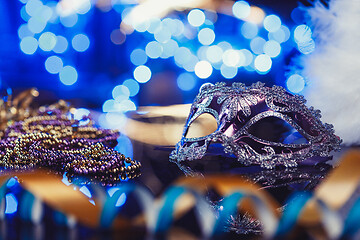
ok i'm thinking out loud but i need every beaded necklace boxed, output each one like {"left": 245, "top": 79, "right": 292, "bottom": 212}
{"left": 0, "top": 89, "right": 140, "bottom": 184}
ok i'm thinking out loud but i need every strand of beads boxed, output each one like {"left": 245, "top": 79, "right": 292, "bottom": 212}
{"left": 0, "top": 104, "right": 141, "bottom": 185}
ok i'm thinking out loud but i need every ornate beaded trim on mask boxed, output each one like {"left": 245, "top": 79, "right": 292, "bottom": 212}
{"left": 170, "top": 82, "right": 341, "bottom": 171}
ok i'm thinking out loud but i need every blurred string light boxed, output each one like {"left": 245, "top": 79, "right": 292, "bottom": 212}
{"left": 232, "top": 1, "right": 250, "bottom": 19}
{"left": 194, "top": 61, "right": 212, "bottom": 79}
{"left": 123, "top": 79, "right": 140, "bottom": 96}
{"left": 286, "top": 74, "right": 305, "bottom": 93}
{"left": 198, "top": 28, "right": 215, "bottom": 45}
{"left": 16, "top": 0, "right": 314, "bottom": 122}
{"left": 133, "top": 65, "right": 152, "bottom": 83}
{"left": 254, "top": 54, "right": 272, "bottom": 73}
{"left": 38, "top": 32, "right": 57, "bottom": 51}
{"left": 59, "top": 66, "right": 78, "bottom": 85}
{"left": 110, "top": 29, "right": 126, "bottom": 45}
{"left": 20, "top": 36, "right": 38, "bottom": 55}
{"left": 111, "top": 1, "right": 311, "bottom": 107}
{"left": 293, "top": 24, "right": 315, "bottom": 55}
{"left": 72, "top": 34, "right": 90, "bottom": 52}
{"left": 17, "top": 0, "right": 92, "bottom": 86}
{"left": 241, "top": 22, "right": 258, "bottom": 39}
{"left": 187, "top": 9, "right": 206, "bottom": 27}
{"left": 45, "top": 56, "right": 63, "bottom": 74}
{"left": 53, "top": 36, "right": 68, "bottom": 53}
{"left": 177, "top": 73, "right": 196, "bottom": 91}
{"left": 101, "top": 77, "right": 138, "bottom": 128}
{"left": 130, "top": 49, "right": 148, "bottom": 66}
{"left": 116, "top": 1, "right": 296, "bottom": 93}
{"left": 263, "top": 15, "right": 281, "bottom": 32}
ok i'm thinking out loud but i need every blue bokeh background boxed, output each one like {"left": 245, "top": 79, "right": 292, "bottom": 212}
{"left": 0, "top": 0, "right": 313, "bottom": 111}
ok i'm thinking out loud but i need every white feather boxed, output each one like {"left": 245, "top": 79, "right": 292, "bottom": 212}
{"left": 301, "top": 0, "right": 360, "bottom": 145}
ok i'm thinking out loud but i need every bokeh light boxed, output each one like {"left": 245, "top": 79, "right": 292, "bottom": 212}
{"left": 18, "top": 24, "right": 33, "bottom": 39}
{"left": 250, "top": 37, "right": 266, "bottom": 54}
{"left": 110, "top": 29, "right": 126, "bottom": 45}
{"left": 174, "top": 47, "right": 191, "bottom": 66}
{"left": 197, "top": 46, "right": 208, "bottom": 60}
{"left": 154, "top": 28, "right": 171, "bottom": 43}
{"left": 20, "top": 36, "right": 38, "bottom": 54}
{"left": 102, "top": 99, "right": 117, "bottom": 112}
{"left": 147, "top": 18, "right": 162, "bottom": 34}
{"left": 194, "top": 60, "right": 212, "bottom": 79}
{"left": 133, "top": 21, "right": 150, "bottom": 33}
{"left": 28, "top": 17, "right": 46, "bottom": 33}
{"left": 53, "top": 35, "right": 68, "bottom": 53}
{"left": 20, "top": 6, "right": 31, "bottom": 22}
{"left": 268, "top": 25, "right": 290, "bottom": 43}
{"left": 198, "top": 28, "right": 215, "bottom": 45}
{"left": 133, "top": 65, "right": 151, "bottom": 83}
{"left": 187, "top": 9, "right": 205, "bottom": 27}
{"left": 220, "top": 65, "right": 238, "bottom": 79}
{"left": 206, "top": 45, "right": 223, "bottom": 63}
{"left": 246, "top": 6, "right": 265, "bottom": 24}
{"left": 222, "top": 49, "right": 244, "bottom": 67}
{"left": 254, "top": 54, "right": 272, "bottom": 72}
{"left": 241, "top": 22, "right": 258, "bottom": 39}
{"left": 112, "top": 85, "right": 130, "bottom": 103}
{"left": 60, "top": 13, "right": 78, "bottom": 28}
{"left": 45, "top": 56, "right": 63, "bottom": 74}
{"left": 177, "top": 72, "right": 197, "bottom": 91}
{"left": 38, "top": 32, "right": 57, "bottom": 51}
{"left": 286, "top": 74, "right": 305, "bottom": 93}
{"left": 72, "top": 34, "right": 90, "bottom": 52}
{"left": 59, "top": 66, "right": 78, "bottom": 85}
{"left": 116, "top": 135, "right": 133, "bottom": 159}
{"left": 239, "top": 49, "right": 253, "bottom": 66}
{"left": 263, "top": 40, "right": 281, "bottom": 58}
{"left": 56, "top": 0, "right": 91, "bottom": 16}
{"left": 25, "top": 0, "right": 43, "bottom": 17}
{"left": 294, "top": 25, "right": 312, "bottom": 43}
{"left": 263, "top": 15, "right": 281, "bottom": 32}
{"left": 161, "top": 39, "right": 179, "bottom": 58}
{"left": 145, "top": 41, "right": 163, "bottom": 59}
{"left": 130, "top": 49, "right": 148, "bottom": 66}
{"left": 217, "top": 41, "right": 232, "bottom": 51}
{"left": 183, "top": 54, "right": 198, "bottom": 72}
{"left": 15, "top": 0, "right": 304, "bottom": 121}
{"left": 232, "top": 1, "right": 251, "bottom": 19}
{"left": 297, "top": 39, "right": 315, "bottom": 54}
{"left": 123, "top": 79, "right": 140, "bottom": 96}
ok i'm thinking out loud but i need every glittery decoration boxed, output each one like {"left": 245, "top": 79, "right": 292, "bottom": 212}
{"left": 0, "top": 90, "right": 141, "bottom": 184}
{"left": 170, "top": 82, "right": 341, "bottom": 171}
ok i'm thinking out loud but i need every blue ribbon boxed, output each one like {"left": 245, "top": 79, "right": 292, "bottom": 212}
{"left": 213, "top": 192, "right": 244, "bottom": 235}
{"left": 154, "top": 186, "right": 186, "bottom": 233}
{"left": 100, "top": 184, "right": 136, "bottom": 228}
{"left": 276, "top": 191, "right": 312, "bottom": 236}
{"left": 343, "top": 196, "right": 360, "bottom": 237}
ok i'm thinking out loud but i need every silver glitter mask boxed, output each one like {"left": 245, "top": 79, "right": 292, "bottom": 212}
{"left": 170, "top": 82, "right": 341, "bottom": 170}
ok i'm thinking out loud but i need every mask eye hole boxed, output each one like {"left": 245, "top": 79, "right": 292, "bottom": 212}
{"left": 247, "top": 116, "right": 309, "bottom": 144}
{"left": 185, "top": 113, "right": 218, "bottom": 139}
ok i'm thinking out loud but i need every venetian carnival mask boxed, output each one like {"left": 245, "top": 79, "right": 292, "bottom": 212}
{"left": 170, "top": 82, "right": 341, "bottom": 173}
